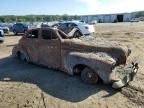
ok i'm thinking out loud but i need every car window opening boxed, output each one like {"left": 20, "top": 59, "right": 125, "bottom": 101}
{"left": 27, "top": 30, "right": 38, "bottom": 38}
{"left": 42, "top": 29, "right": 57, "bottom": 40}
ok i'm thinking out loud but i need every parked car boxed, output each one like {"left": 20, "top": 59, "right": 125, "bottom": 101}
{"left": 12, "top": 23, "right": 28, "bottom": 35}
{"left": 7, "top": 23, "right": 13, "bottom": 32}
{"left": 0, "top": 25, "right": 9, "bottom": 34}
{"left": 0, "top": 29, "right": 4, "bottom": 42}
{"left": 89, "top": 20, "right": 98, "bottom": 25}
{"left": 130, "top": 18, "right": 140, "bottom": 22}
{"left": 12, "top": 27, "right": 138, "bottom": 89}
{"left": 41, "top": 23, "right": 50, "bottom": 28}
{"left": 51, "top": 23, "right": 62, "bottom": 28}
{"left": 56, "top": 21, "right": 95, "bottom": 35}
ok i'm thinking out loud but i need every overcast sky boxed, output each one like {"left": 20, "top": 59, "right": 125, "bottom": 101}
{"left": 0, "top": 0, "right": 144, "bottom": 15}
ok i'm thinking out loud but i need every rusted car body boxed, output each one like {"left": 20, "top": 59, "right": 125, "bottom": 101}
{"left": 12, "top": 28, "right": 138, "bottom": 88}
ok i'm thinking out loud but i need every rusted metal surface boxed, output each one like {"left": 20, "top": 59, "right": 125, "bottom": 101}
{"left": 112, "top": 63, "right": 139, "bottom": 88}
{"left": 12, "top": 27, "right": 132, "bottom": 84}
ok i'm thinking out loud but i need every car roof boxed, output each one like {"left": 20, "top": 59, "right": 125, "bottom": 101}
{"left": 14, "top": 23, "right": 26, "bottom": 25}
{"left": 28, "top": 27, "right": 57, "bottom": 31}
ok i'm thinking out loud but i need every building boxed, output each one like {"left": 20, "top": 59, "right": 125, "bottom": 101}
{"left": 81, "top": 12, "right": 137, "bottom": 23}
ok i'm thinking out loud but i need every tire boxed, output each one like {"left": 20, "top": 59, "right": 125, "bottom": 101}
{"left": 73, "top": 30, "right": 83, "bottom": 38}
{"left": 7, "top": 31, "right": 10, "bottom": 34}
{"left": 81, "top": 67, "right": 98, "bottom": 84}
{"left": 0, "top": 40, "right": 4, "bottom": 43}
{"left": 18, "top": 53, "right": 26, "bottom": 61}
{"left": 14, "top": 32, "right": 17, "bottom": 35}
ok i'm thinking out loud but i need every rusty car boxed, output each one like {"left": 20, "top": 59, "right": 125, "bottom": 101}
{"left": 12, "top": 27, "right": 138, "bottom": 89}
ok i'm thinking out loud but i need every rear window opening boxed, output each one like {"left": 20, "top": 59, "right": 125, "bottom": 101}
{"left": 27, "top": 29, "right": 38, "bottom": 38}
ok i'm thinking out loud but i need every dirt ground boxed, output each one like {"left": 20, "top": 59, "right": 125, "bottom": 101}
{"left": 0, "top": 22, "right": 144, "bottom": 108}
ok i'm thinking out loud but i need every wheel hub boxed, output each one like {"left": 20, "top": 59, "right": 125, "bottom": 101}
{"left": 87, "top": 72, "right": 93, "bottom": 78}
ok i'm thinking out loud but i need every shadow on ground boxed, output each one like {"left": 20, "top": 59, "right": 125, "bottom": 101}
{"left": 0, "top": 56, "right": 118, "bottom": 102}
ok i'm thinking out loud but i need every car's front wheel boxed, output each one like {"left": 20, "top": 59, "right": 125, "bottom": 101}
{"left": 0, "top": 40, "right": 4, "bottom": 43}
{"left": 73, "top": 30, "right": 83, "bottom": 38}
{"left": 81, "top": 67, "right": 98, "bottom": 84}
{"left": 14, "top": 32, "right": 17, "bottom": 35}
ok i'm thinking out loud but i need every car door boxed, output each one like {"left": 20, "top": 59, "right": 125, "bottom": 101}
{"left": 22, "top": 29, "right": 40, "bottom": 63}
{"left": 38, "top": 28, "right": 61, "bottom": 69}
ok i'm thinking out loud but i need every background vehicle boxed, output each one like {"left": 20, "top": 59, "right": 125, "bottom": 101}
{"left": 130, "top": 18, "right": 140, "bottom": 22}
{"left": 12, "top": 23, "right": 28, "bottom": 35}
{"left": 0, "top": 29, "right": 4, "bottom": 42}
{"left": 0, "top": 25, "right": 9, "bottom": 34}
{"left": 89, "top": 20, "right": 98, "bottom": 25}
{"left": 55, "top": 21, "right": 95, "bottom": 35}
{"left": 41, "top": 23, "right": 50, "bottom": 28}
{"left": 52, "top": 23, "right": 62, "bottom": 28}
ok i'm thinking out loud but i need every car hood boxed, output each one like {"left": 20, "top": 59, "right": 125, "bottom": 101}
{"left": 67, "top": 36, "right": 131, "bottom": 65}
{"left": 70, "top": 36, "right": 126, "bottom": 50}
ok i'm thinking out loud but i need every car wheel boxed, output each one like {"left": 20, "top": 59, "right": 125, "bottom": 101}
{"left": 19, "top": 53, "right": 27, "bottom": 61}
{"left": 24, "top": 30, "right": 26, "bottom": 33}
{"left": 14, "top": 32, "right": 17, "bottom": 35}
{"left": 7, "top": 31, "right": 9, "bottom": 34}
{"left": 73, "top": 30, "right": 82, "bottom": 38}
{"left": 0, "top": 40, "right": 4, "bottom": 43}
{"left": 81, "top": 67, "right": 98, "bottom": 84}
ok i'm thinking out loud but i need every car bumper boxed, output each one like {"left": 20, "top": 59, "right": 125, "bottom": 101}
{"left": 111, "top": 63, "right": 138, "bottom": 89}
{"left": 0, "top": 37, "right": 4, "bottom": 42}
{"left": 3, "top": 29, "right": 9, "bottom": 33}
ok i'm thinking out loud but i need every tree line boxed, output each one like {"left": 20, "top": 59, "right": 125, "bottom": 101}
{"left": 0, "top": 15, "right": 80, "bottom": 23}
{"left": 135, "top": 11, "right": 144, "bottom": 18}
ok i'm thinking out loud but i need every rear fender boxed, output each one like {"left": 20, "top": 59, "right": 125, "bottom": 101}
{"left": 12, "top": 45, "right": 30, "bottom": 61}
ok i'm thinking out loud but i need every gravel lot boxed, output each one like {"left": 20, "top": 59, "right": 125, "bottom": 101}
{"left": 0, "top": 22, "right": 144, "bottom": 108}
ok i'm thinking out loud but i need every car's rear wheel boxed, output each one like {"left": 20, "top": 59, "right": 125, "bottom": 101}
{"left": 81, "top": 67, "right": 98, "bottom": 84}
{"left": 17, "top": 52, "right": 27, "bottom": 61}
{"left": 14, "top": 32, "right": 17, "bottom": 35}
{"left": 73, "top": 30, "right": 83, "bottom": 38}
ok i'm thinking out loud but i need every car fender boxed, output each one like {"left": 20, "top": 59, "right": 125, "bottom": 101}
{"left": 12, "top": 45, "right": 30, "bottom": 61}
{"left": 64, "top": 52, "right": 116, "bottom": 82}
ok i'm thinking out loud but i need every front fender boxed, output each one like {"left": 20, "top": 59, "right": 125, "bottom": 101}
{"left": 65, "top": 52, "right": 116, "bottom": 83}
